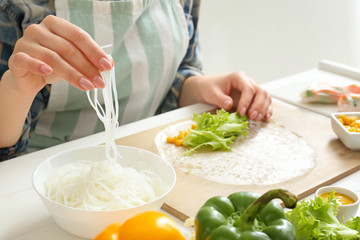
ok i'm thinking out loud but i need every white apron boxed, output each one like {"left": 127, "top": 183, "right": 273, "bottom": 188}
{"left": 29, "top": 0, "right": 189, "bottom": 148}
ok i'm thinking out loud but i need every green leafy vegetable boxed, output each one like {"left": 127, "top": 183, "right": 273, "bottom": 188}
{"left": 183, "top": 109, "right": 249, "bottom": 155}
{"left": 346, "top": 216, "right": 360, "bottom": 232}
{"left": 286, "top": 191, "right": 360, "bottom": 240}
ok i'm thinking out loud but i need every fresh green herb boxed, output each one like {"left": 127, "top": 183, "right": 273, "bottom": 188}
{"left": 305, "top": 89, "right": 314, "bottom": 98}
{"left": 346, "top": 216, "right": 360, "bottom": 232}
{"left": 183, "top": 109, "right": 249, "bottom": 155}
{"left": 286, "top": 191, "right": 360, "bottom": 240}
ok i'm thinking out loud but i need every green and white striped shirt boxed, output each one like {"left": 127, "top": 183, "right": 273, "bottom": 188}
{"left": 0, "top": 0, "right": 203, "bottom": 159}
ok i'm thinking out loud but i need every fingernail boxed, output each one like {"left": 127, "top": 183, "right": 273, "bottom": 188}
{"left": 40, "top": 64, "right": 53, "bottom": 74}
{"left": 92, "top": 75, "right": 105, "bottom": 88}
{"left": 255, "top": 113, "right": 263, "bottom": 121}
{"left": 240, "top": 107, "right": 247, "bottom": 116}
{"left": 99, "top": 57, "right": 112, "bottom": 70}
{"left": 250, "top": 111, "right": 258, "bottom": 120}
{"left": 108, "top": 55, "right": 114, "bottom": 66}
{"left": 266, "top": 113, "right": 272, "bottom": 120}
{"left": 79, "top": 77, "right": 95, "bottom": 90}
{"left": 223, "top": 100, "right": 231, "bottom": 110}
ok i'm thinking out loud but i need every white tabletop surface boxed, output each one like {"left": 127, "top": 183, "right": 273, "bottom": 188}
{"left": 1, "top": 103, "right": 214, "bottom": 240}
{"left": 1, "top": 66, "right": 360, "bottom": 239}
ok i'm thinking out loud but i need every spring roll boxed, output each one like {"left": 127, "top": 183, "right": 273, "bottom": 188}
{"left": 338, "top": 93, "right": 360, "bottom": 112}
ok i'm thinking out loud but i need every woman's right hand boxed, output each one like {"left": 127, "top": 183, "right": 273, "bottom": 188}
{"left": 8, "top": 15, "right": 112, "bottom": 96}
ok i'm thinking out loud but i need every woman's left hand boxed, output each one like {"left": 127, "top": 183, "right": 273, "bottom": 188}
{"left": 179, "top": 71, "right": 272, "bottom": 121}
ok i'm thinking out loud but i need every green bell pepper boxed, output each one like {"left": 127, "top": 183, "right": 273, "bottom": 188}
{"left": 195, "top": 189, "right": 298, "bottom": 240}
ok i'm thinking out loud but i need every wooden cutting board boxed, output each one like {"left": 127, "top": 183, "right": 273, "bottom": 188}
{"left": 115, "top": 99, "right": 360, "bottom": 221}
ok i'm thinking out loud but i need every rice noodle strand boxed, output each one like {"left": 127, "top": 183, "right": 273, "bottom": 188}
{"left": 86, "top": 67, "right": 119, "bottom": 162}
{"left": 45, "top": 62, "right": 166, "bottom": 210}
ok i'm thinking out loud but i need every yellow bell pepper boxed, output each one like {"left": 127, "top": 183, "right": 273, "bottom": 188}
{"left": 94, "top": 211, "right": 186, "bottom": 240}
{"left": 95, "top": 222, "right": 122, "bottom": 240}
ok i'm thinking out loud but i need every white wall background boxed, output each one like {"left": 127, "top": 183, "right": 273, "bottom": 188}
{"left": 198, "top": 0, "right": 360, "bottom": 83}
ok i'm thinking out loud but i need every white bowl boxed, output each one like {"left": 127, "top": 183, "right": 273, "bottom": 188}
{"left": 315, "top": 186, "right": 359, "bottom": 222}
{"left": 33, "top": 145, "right": 176, "bottom": 239}
{"left": 331, "top": 112, "right": 360, "bottom": 150}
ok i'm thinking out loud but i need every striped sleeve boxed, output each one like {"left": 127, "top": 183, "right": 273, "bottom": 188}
{"left": 156, "top": 0, "right": 203, "bottom": 114}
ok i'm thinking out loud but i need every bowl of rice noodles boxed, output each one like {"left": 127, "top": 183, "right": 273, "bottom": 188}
{"left": 32, "top": 66, "right": 176, "bottom": 239}
{"left": 32, "top": 145, "right": 176, "bottom": 239}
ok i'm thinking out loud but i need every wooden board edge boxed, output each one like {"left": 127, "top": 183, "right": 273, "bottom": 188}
{"left": 297, "top": 164, "right": 360, "bottom": 200}
{"left": 161, "top": 203, "right": 190, "bottom": 222}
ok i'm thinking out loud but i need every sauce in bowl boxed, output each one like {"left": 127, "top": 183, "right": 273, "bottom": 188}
{"left": 320, "top": 192, "right": 356, "bottom": 205}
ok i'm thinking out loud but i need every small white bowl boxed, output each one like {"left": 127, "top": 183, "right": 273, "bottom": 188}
{"left": 331, "top": 112, "right": 360, "bottom": 150}
{"left": 315, "top": 186, "right": 359, "bottom": 222}
{"left": 33, "top": 145, "right": 176, "bottom": 239}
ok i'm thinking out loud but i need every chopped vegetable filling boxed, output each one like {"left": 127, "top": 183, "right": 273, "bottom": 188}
{"left": 166, "top": 109, "right": 249, "bottom": 155}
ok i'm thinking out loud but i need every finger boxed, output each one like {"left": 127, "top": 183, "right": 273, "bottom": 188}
{"left": 213, "top": 88, "right": 234, "bottom": 110}
{"left": 248, "top": 87, "right": 271, "bottom": 121}
{"left": 40, "top": 32, "right": 105, "bottom": 88}
{"left": 229, "top": 72, "right": 256, "bottom": 116}
{"left": 265, "top": 104, "right": 273, "bottom": 120}
{"left": 24, "top": 23, "right": 105, "bottom": 89}
{"left": 247, "top": 88, "right": 265, "bottom": 121}
{"left": 17, "top": 41, "right": 95, "bottom": 91}
{"left": 41, "top": 15, "right": 112, "bottom": 71}
{"left": 261, "top": 95, "right": 272, "bottom": 120}
{"left": 201, "top": 83, "right": 234, "bottom": 110}
{"left": 219, "top": 95, "right": 233, "bottom": 111}
{"left": 9, "top": 52, "right": 53, "bottom": 78}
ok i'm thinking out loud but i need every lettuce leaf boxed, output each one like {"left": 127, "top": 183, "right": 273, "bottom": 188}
{"left": 346, "top": 216, "right": 360, "bottom": 232}
{"left": 183, "top": 109, "right": 249, "bottom": 155}
{"left": 286, "top": 191, "right": 360, "bottom": 240}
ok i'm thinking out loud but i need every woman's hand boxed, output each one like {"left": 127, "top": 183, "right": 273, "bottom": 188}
{"left": 0, "top": 15, "right": 113, "bottom": 148}
{"left": 7, "top": 15, "right": 112, "bottom": 96}
{"left": 179, "top": 71, "right": 272, "bottom": 121}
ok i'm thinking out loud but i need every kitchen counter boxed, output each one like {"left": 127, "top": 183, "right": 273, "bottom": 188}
{"left": 1, "top": 61, "right": 359, "bottom": 239}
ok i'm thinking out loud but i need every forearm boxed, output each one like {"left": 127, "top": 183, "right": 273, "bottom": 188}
{"left": 0, "top": 71, "right": 36, "bottom": 148}
{"left": 178, "top": 75, "right": 206, "bottom": 107}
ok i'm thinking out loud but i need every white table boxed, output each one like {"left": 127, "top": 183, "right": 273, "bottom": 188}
{"left": 0, "top": 103, "right": 215, "bottom": 240}
{"left": 1, "top": 72, "right": 360, "bottom": 239}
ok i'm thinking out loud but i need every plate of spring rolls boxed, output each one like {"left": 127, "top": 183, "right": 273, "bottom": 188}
{"left": 301, "top": 83, "right": 360, "bottom": 112}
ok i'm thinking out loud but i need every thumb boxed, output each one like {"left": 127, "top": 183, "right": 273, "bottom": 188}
{"left": 210, "top": 89, "right": 233, "bottom": 110}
